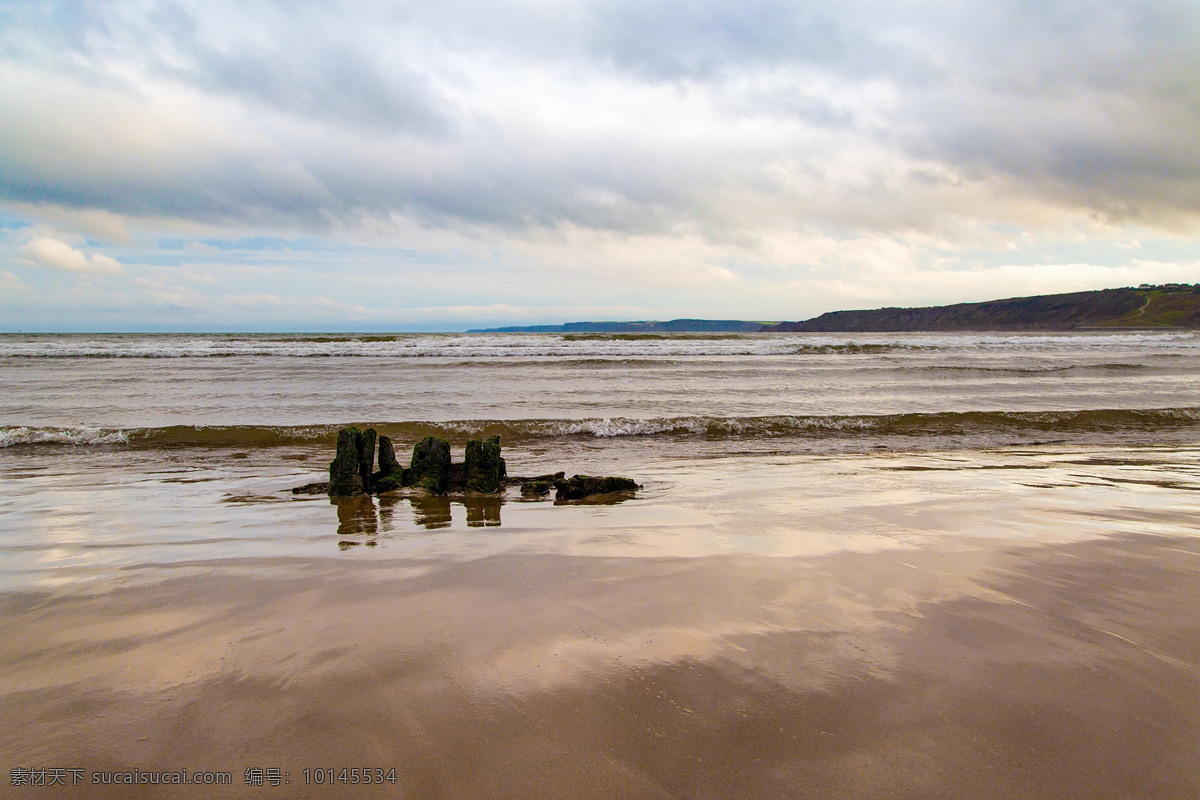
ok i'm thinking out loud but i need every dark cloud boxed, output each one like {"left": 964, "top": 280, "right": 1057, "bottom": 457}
{"left": 0, "top": 0, "right": 1198, "bottom": 238}
{"left": 584, "top": 0, "right": 848, "bottom": 81}
{"left": 195, "top": 45, "right": 450, "bottom": 135}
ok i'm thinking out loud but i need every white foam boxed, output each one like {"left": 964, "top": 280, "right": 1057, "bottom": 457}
{"left": 0, "top": 426, "right": 130, "bottom": 447}
{"left": 0, "top": 330, "right": 1194, "bottom": 360}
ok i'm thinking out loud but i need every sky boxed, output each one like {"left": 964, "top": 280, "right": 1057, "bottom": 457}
{"left": 1, "top": 0, "right": 1198, "bottom": 331}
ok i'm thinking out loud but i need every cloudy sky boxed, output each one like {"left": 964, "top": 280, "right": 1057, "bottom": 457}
{"left": 1, "top": 0, "right": 1198, "bottom": 331}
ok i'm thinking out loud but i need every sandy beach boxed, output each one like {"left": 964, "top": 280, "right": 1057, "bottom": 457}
{"left": 3, "top": 440, "right": 1199, "bottom": 798}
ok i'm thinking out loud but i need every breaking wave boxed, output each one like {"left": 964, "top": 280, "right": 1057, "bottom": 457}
{"left": 0, "top": 426, "right": 131, "bottom": 447}
{"left": 4, "top": 408, "right": 1197, "bottom": 450}
{"left": 2, "top": 330, "right": 1192, "bottom": 361}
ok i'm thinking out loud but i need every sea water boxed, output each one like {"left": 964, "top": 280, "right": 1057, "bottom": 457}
{"left": 2, "top": 329, "right": 1197, "bottom": 442}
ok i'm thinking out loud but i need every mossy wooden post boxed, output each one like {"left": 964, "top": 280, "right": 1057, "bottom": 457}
{"left": 328, "top": 427, "right": 365, "bottom": 496}
{"left": 357, "top": 428, "right": 377, "bottom": 491}
{"left": 409, "top": 436, "right": 451, "bottom": 494}
{"left": 373, "top": 435, "right": 407, "bottom": 493}
{"left": 378, "top": 435, "right": 400, "bottom": 474}
{"left": 328, "top": 426, "right": 378, "bottom": 496}
{"left": 463, "top": 434, "right": 504, "bottom": 493}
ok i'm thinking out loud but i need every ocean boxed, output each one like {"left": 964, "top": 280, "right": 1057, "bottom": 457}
{"left": 2, "top": 330, "right": 1199, "bottom": 798}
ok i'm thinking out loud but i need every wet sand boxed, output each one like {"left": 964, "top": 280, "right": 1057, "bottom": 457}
{"left": 2, "top": 446, "right": 1200, "bottom": 798}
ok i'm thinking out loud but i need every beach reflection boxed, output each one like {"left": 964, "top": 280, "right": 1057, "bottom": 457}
{"left": 332, "top": 495, "right": 378, "bottom": 536}
{"left": 333, "top": 494, "right": 508, "bottom": 541}
{"left": 408, "top": 495, "right": 453, "bottom": 529}
{"left": 464, "top": 496, "right": 502, "bottom": 527}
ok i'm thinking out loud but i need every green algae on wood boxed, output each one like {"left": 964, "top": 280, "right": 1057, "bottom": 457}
{"left": 328, "top": 426, "right": 378, "bottom": 496}
{"left": 409, "top": 436, "right": 451, "bottom": 494}
{"left": 373, "top": 435, "right": 407, "bottom": 493}
{"left": 553, "top": 474, "right": 641, "bottom": 500}
{"left": 463, "top": 435, "right": 504, "bottom": 493}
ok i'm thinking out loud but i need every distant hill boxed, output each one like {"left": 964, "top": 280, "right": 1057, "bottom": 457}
{"left": 469, "top": 319, "right": 769, "bottom": 333}
{"left": 762, "top": 285, "right": 1200, "bottom": 332}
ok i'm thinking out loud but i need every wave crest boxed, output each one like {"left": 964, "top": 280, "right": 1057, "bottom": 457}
{"left": 0, "top": 426, "right": 130, "bottom": 447}
{"left": 4, "top": 407, "right": 1198, "bottom": 449}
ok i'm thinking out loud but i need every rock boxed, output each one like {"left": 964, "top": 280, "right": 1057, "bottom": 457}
{"left": 409, "top": 436, "right": 451, "bottom": 494}
{"left": 378, "top": 435, "right": 400, "bottom": 474}
{"left": 318, "top": 433, "right": 640, "bottom": 503}
{"left": 373, "top": 435, "right": 406, "bottom": 492}
{"left": 521, "top": 480, "right": 552, "bottom": 497}
{"left": 357, "top": 428, "right": 377, "bottom": 490}
{"left": 512, "top": 471, "right": 563, "bottom": 497}
{"left": 329, "top": 427, "right": 372, "bottom": 496}
{"left": 372, "top": 473, "right": 404, "bottom": 493}
{"left": 553, "top": 474, "right": 641, "bottom": 500}
{"left": 463, "top": 435, "right": 504, "bottom": 493}
{"left": 507, "top": 471, "right": 564, "bottom": 484}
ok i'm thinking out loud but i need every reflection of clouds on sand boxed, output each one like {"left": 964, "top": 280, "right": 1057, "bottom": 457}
{"left": 3, "top": 527, "right": 1199, "bottom": 797}
{"left": 6, "top": 443, "right": 1200, "bottom": 582}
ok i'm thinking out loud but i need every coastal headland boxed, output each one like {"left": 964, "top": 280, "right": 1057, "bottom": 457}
{"left": 764, "top": 284, "right": 1200, "bottom": 332}
{"left": 471, "top": 284, "right": 1200, "bottom": 334}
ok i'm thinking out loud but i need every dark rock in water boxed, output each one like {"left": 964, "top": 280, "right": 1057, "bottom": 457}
{"left": 372, "top": 472, "right": 405, "bottom": 493}
{"left": 357, "top": 428, "right": 377, "bottom": 490}
{"left": 409, "top": 436, "right": 451, "bottom": 494}
{"left": 329, "top": 427, "right": 370, "bottom": 496}
{"left": 509, "top": 471, "right": 565, "bottom": 484}
{"left": 327, "top": 426, "right": 377, "bottom": 496}
{"left": 378, "top": 435, "right": 400, "bottom": 475}
{"left": 554, "top": 474, "right": 641, "bottom": 500}
{"left": 318, "top": 433, "right": 639, "bottom": 503}
{"left": 521, "top": 480, "right": 552, "bottom": 497}
{"left": 373, "top": 435, "right": 406, "bottom": 492}
{"left": 511, "top": 471, "right": 563, "bottom": 497}
{"left": 463, "top": 434, "right": 504, "bottom": 493}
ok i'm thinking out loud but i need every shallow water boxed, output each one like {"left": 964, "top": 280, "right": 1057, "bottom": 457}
{"left": 2, "top": 332, "right": 1199, "bottom": 797}
{"left": 2, "top": 330, "right": 1198, "bottom": 437}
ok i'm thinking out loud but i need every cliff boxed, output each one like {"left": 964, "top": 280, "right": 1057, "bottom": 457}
{"left": 763, "top": 285, "right": 1200, "bottom": 332}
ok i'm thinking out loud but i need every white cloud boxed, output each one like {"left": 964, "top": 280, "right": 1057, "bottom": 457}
{"left": 18, "top": 237, "right": 125, "bottom": 276}
{"left": 179, "top": 270, "right": 219, "bottom": 285}
{"left": 9, "top": 204, "right": 134, "bottom": 244}
{"left": 144, "top": 286, "right": 208, "bottom": 307}
{"left": 225, "top": 293, "right": 286, "bottom": 308}
{"left": 0, "top": 269, "right": 28, "bottom": 291}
